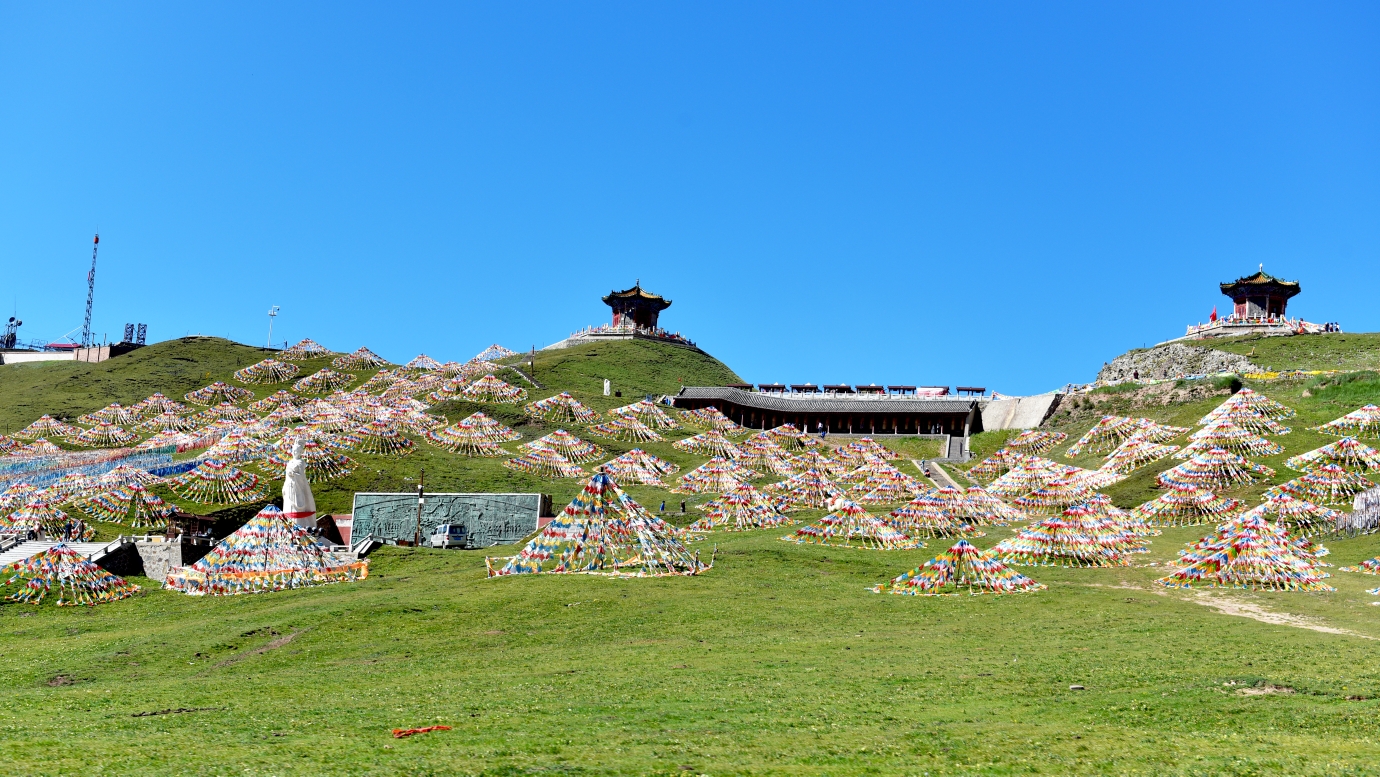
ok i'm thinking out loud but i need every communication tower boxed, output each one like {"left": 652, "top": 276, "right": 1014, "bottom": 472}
{"left": 81, "top": 234, "right": 99, "bottom": 348}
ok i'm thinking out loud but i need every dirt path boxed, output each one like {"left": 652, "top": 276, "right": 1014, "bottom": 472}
{"left": 1084, "top": 582, "right": 1377, "bottom": 640}
{"left": 1187, "top": 594, "right": 1377, "bottom": 640}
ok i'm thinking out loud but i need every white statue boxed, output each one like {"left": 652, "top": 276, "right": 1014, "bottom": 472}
{"left": 282, "top": 439, "right": 317, "bottom": 530}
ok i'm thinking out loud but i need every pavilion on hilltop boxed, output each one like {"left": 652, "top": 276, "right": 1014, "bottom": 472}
{"left": 543, "top": 281, "right": 701, "bottom": 353}
{"left": 1169, "top": 265, "right": 1334, "bottom": 344}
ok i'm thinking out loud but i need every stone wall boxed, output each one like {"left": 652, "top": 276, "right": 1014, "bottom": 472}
{"left": 1097, "top": 343, "right": 1261, "bottom": 383}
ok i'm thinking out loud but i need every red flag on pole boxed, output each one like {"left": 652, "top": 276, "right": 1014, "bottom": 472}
{"left": 1209, "top": 306, "right": 1218, "bottom": 322}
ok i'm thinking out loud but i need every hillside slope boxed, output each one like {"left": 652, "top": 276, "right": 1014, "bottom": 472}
{"left": 1098, "top": 332, "right": 1380, "bottom": 382}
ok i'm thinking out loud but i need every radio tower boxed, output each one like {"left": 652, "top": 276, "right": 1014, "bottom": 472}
{"left": 81, "top": 234, "right": 99, "bottom": 348}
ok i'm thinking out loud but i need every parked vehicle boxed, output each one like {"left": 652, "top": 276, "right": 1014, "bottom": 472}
{"left": 429, "top": 524, "right": 469, "bottom": 549}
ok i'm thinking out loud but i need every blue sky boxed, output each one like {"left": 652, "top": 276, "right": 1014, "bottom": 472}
{"left": 2, "top": 3, "right": 1376, "bottom": 394}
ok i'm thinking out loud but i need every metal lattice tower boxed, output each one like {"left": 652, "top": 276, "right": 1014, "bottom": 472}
{"left": 81, "top": 234, "right": 99, "bottom": 348}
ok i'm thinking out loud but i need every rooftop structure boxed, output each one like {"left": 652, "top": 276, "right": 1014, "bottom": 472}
{"left": 544, "top": 281, "right": 700, "bottom": 352}
{"left": 1170, "top": 265, "right": 1331, "bottom": 344}
{"left": 673, "top": 386, "right": 981, "bottom": 441}
{"left": 603, "top": 282, "right": 670, "bottom": 329}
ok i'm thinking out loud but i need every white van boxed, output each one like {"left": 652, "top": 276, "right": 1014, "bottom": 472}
{"left": 429, "top": 524, "right": 469, "bottom": 549}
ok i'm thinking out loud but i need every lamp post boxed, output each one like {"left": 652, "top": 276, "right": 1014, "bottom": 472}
{"left": 266, "top": 306, "right": 279, "bottom": 348}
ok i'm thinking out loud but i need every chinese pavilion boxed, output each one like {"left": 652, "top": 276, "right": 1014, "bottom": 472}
{"left": 603, "top": 282, "right": 671, "bottom": 329}
{"left": 1221, "top": 266, "right": 1300, "bottom": 320}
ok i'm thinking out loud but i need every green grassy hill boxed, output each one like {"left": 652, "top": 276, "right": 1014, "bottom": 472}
{"left": 1197, "top": 331, "right": 1380, "bottom": 373}
{"left": 8, "top": 339, "right": 1380, "bottom": 774}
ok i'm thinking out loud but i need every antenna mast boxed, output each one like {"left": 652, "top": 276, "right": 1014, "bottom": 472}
{"left": 81, "top": 234, "right": 99, "bottom": 348}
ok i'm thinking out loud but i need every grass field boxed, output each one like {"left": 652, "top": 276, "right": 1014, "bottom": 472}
{"left": 7, "top": 336, "right": 1380, "bottom": 774}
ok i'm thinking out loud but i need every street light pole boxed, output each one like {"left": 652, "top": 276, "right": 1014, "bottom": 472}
{"left": 266, "top": 306, "right": 280, "bottom": 348}
{"left": 414, "top": 469, "right": 425, "bottom": 547}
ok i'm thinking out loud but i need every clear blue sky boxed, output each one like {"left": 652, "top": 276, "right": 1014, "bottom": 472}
{"left": 2, "top": 3, "right": 1376, "bottom": 394}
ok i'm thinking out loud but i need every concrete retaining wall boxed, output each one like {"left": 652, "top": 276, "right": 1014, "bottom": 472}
{"left": 980, "top": 394, "right": 1063, "bottom": 431}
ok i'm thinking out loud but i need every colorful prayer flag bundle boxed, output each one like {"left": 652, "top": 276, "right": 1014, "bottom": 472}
{"left": 98, "top": 464, "right": 162, "bottom": 489}
{"left": 853, "top": 471, "right": 925, "bottom": 505}
{"left": 168, "top": 459, "right": 266, "bottom": 505}
{"left": 194, "top": 402, "right": 259, "bottom": 425}
{"left": 589, "top": 415, "right": 664, "bottom": 443}
{"left": 461, "top": 374, "right": 528, "bottom": 404}
{"left": 610, "top": 399, "right": 681, "bottom": 430}
{"left": 1200, "top": 387, "right": 1296, "bottom": 425}
{"left": 679, "top": 406, "right": 744, "bottom": 435}
{"left": 70, "top": 422, "right": 138, "bottom": 448}
{"left": 246, "top": 391, "right": 302, "bottom": 415}
{"left": 524, "top": 430, "right": 604, "bottom": 464}
{"left": 1, "top": 543, "right": 139, "bottom": 606}
{"left": 688, "top": 482, "right": 791, "bottom": 532}
{"left": 1130, "top": 420, "right": 1191, "bottom": 444}
{"left": 1102, "top": 437, "right": 1179, "bottom": 475}
{"left": 488, "top": 472, "right": 710, "bottom": 577}
{"left": 133, "top": 393, "right": 187, "bottom": 417}
{"left": 0, "top": 482, "right": 39, "bottom": 510}
{"left": 472, "top": 344, "right": 517, "bottom": 362}
{"left": 844, "top": 437, "right": 901, "bottom": 461}
{"left": 1266, "top": 463, "right": 1374, "bottom": 505}
{"left": 165, "top": 505, "right": 368, "bottom": 595}
{"left": 342, "top": 419, "right": 416, "bottom": 457}
{"left": 965, "top": 449, "right": 1024, "bottom": 481}
{"left": 0, "top": 434, "right": 19, "bottom": 454}
{"left": 503, "top": 447, "right": 587, "bottom": 479}
{"left": 137, "top": 410, "right": 201, "bottom": 433}
{"left": 185, "top": 381, "right": 254, "bottom": 406}
{"left": 870, "top": 540, "right": 1045, "bottom": 596}
{"left": 760, "top": 423, "right": 809, "bottom": 451}
{"left": 78, "top": 482, "right": 177, "bottom": 528}
{"left": 1010, "top": 477, "right": 1092, "bottom": 513}
{"left": 11, "top": 439, "right": 65, "bottom": 457}
{"left": 454, "top": 411, "right": 522, "bottom": 442}
{"left": 1342, "top": 558, "right": 1380, "bottom": 575}
{"left": 673, "top": 457, "right": 748, "bottom": 494}
{"left": 1157, "top": 447, "right": 1275, "bottom": 490}
{"left": 45, "top": 473, "right": 96, "bottom": 504}
{"left": 673, "top": 428, "right": 744, "bottom": 459}
{"left": 991, "top": 511, "right": 1136, "bottom": 568}
{"left": 1157, "top": 514, "right": 1332, "bottom": 591}
{"left": 962, "top": 486, "right": 1027, "bottom": 525}
{"left": 1066, "top": 416, "right": 1142, "bottom": 457}
{"left": 1004, "top": 431, "right": 1068, "bottom": 455}
{"left": 202, "top": 432, "right": 272, "bottom": 464}
{"left": 331, "top": 347, "right": 390, "bottom": 370}
{"left": 1176, "top": 419, "right": 1284, "bottom": 459}
{"left": 402, "top": 354, "right": 443, "bottom": 372}
{"left": 1064, "top": 466, "right": 1125, "bottom": 490}
{"left": 887, "top": 490, "right": 985, "bottom": 538}
{"left": 280, "top": 338, "right": 334, "bottom": 360}
{"left": 597, "top": 448, "right": 679, "bottom": 486}
{"left": 234, "top": 358, "right": 301, "bottom": 385}
{"left": 986, "top": 458, "right": 1071, "bottom": 498}
{"left": 736, "top": 435, "right": 798, "bottom": 478}
{"left": 1201, "top": 404, "right": 1292, "bottom": 435}
{"left": 1240, "top": 494, "right": 1341, "bottom": 538}
{"left": 765, "top": 468, "right": 846, "bottom": 511}
{"left": 360, "top": 369, "right": 402, "bottom": 393}
{"left": 1131, "top": 485, "right": 1244, "bottom": 527}
{"left": 293, "top": 368, "right": 356, "bottom": 395}
{"left": 525, "top": 392, "right": 601, "bottom": 424}
{"left": 78, "top": 403, "right": 141, "bottom": 426}
{"left": 422, "top": 425, "right": 509, "bottom": 457}
{"left": 1315, "top": 405, "right": 1380, "bottom": 439}
{"left": 789, "top": 448, "right": 849, "bottom": 478}
{"left": 1286, "top": 437, "right": 1380, "bottom": 473}
{"left": 1058, "top": 497, "right": 1147, "bottom": 546}
{"left": 13, "top": 414, "right": 80, "bottom": 440}
{"left": 260, "top": 439, "right": 358, "bottom": 482}
{"left": 2, "top": 498, "right": 94, "bottom": 541}
{"left": 783, "top": 498, "right": 922, "bottom": 550}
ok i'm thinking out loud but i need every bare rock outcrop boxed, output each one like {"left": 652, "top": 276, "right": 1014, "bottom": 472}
{"left": 1097, "top": 343, "right": 1261, "bottom": 383}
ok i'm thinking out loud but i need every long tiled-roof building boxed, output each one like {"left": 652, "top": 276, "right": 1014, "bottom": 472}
{"left": 673, "top": 386, "right": 982, "bottom": 437}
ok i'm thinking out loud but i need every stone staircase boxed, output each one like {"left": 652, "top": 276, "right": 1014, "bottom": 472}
{"left": 0, "top": 537, "right": 132, "bottom": 568}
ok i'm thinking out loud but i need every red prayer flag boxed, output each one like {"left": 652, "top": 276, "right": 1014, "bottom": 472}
{"left": 1209, "top": 306, "right": 1217, "bottom": 322}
